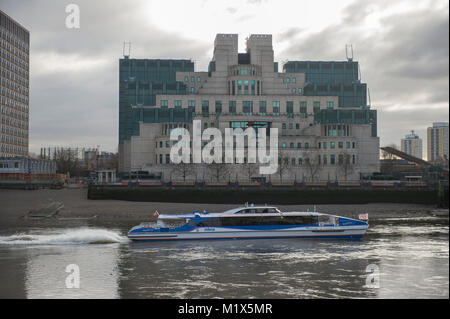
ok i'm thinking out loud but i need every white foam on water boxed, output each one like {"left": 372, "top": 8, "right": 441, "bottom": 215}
{"left": 0, "top": 228, "right": 129, "bottom": 245}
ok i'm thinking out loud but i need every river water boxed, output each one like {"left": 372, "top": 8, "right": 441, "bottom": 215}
{"left": 0, "top": 215, "right": 448, "bottom": 299}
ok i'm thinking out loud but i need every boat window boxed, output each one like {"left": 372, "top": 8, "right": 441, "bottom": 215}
{"left": 163, "top": 219, "right": 187, "bottom": 228}
{"left": 196, "top": 218, "right": 221, "bottom": 227}
{"left": 318, "top": 215, "right": 332, "bottom": 223}
{"left": 259, "top": 208, "right": 278, "bottom": 214}
{"left": 219, "top": 216, "right": 318, "bottom": 227}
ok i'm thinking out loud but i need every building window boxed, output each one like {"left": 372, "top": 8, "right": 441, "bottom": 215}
{"left": 330, "top": 141, "right": 335, "bottom": 149}
{"left": 286, "top": 101, "right": 294, "bottom": 117}
{"left": 305, "top": 143, "right": 309, "bottom": 149}
{"left": 290, "top": 143, "right": 294, "bottom": 149}
{"left": 289, "top": 123, "right": 293, "bottom": 129}
{"left": 323, "top": 142, "right": 327, "bottom": 149}
{"left": 243, "top": 101, "right": 253, "bottom": 115}
{"left": 244, "top": 80, "right": 249, "bottom": 95}
{"left": 292, "top": 77, "right": 296, "bottom": 83}
{"left": 286, "top": 77, "right": 290, "bottom": 83}
{"left": 352, "top": 154, "right": 356, "bottom": 164}
{"left": 330, "top": 154, "right": 336, "bottom": 165}
{"left": 346, "top": 141, "right": 351, "bottom": 149}
{"left": 215, "top": 100, "right": 222, "bottom": 114}
{"left": 159, "top": 141, "right": 163, "bottom": 148}
{"left": 298, "top": 158, "right": 303, "bottom": 166}
{"left": 160, "top": 100, "right": 168, "bottom": 108}
{"left": 166, "top": 154, "right": 170, "bottom": 164}
{"left": 191, "top": 76, "right": 195, "bottom": 82}
{"left": 282, "top": 142, "right": 287, "bottom": 148}
{"left": 259, "top": 101, "right": 267, "bottom": 115}
{"left": 292, "top": 88, "right": 296, "bottom": 94}
{"left": 282, "top": 123, "right": 287, "bottom": 129}
{"left": 338, "top": 141, "right": 343, "bottom": 149}
{"left": 300, "top": 101, "right": 307, "bottom": 115}
{"left": 327, "top": 101, "right": 334, "bottom": 109}
{"left": 159, "top": 154, "right": 163, "bottom": 164}
{"left": 297, "top": 143, "right": 302, "bottom": 149}
{"left": 229, "top": 101, "right": 236, "bottom": 114}
{"left": 251, "top": 80, "right": 255, "bottom": 95}
{"left": 272, "top": 101, "right": 280, "bottom": 115}
{"left": 184, "top": 76, "right": 188, "bottom": 82}
{"left": 323, "top": 155, "right": 328, "bottom": 165}
{"left": 232, "top": 80, "right": 236, "bottom": 95}
{"left": 237, "top": 80, "right": 242, "bottom": 95}
{"left": 174, "top": 100, "right": 182, "bottom": 109}
{"left": 190, "top": 87, "right": 195, "bottom": 94}
{"left": 197, "top": 76, "right": 201, "bottom": 82}
{"left": 296, "top": 123, "right": 300, "bottom": 129}
{"left": 352, "top": 142, "right": 356, "bottom": 148}
{"left": 202, "top": 100, "right": 209, "bottom": 117}
{"left": 291, "top": 158, "right": 296, "bottom": 165}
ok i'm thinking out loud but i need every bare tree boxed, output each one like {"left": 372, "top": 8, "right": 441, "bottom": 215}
{"left": 381, "top": 143, "right": 400, "bottom": 160}
{"left": 53, "top": 148, "right": 82, "bottom": 177}
{"left": 208, "top": 163, "right": 233, "bottom": 182}
{"left": 277, "top": 151, "right": 292, "bottom": 182}
{"left": 169, "top": 162, "right": 194, "bottom": 182}
{"left": 381, "top": 143, "right": 400, "bottom": 175}
{"left": 337, "top": 152, "right": 353, "bottom": 181}
{"left": 302, "top": 151, "right": 321, "bottom": 182}
{"left": 242, "top": 162, "right": 259, "bottom": 182}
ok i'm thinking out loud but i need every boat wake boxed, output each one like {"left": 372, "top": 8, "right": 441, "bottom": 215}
{"left": 0, "top": 228, "right": 129, "bottom": 245}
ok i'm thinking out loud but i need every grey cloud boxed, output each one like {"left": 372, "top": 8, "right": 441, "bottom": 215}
{"left": 226, "top": 7, "right": 238, "bottom": 14}
{"left": 277, "top": 27, "right": 303, "bottom": 43}
{"left": 1, "top": 0, "right": 211, "bottom": 153}
{"left": 278, "top": 0, "right": 449, "bottom": 148}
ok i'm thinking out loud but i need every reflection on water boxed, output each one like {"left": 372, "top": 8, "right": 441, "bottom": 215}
{"left": 0, "top": 218, "right": 448, "bottom": 299}
{"left": 25, "top": 244, "right": 121, "bottom": 298}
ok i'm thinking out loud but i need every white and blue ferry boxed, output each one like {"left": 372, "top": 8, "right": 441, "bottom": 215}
{"left": 127, "top": 205, "right": 369, "bottom": 241}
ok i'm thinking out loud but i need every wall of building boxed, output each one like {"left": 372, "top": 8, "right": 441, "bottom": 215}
{"left": 0, "top": 10, "right": 30, "bottom": 157}
{"left": 118, "top": 33, "right": 380, "bottom": 182}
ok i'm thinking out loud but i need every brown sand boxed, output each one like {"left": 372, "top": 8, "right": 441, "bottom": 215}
{"left": 0, "top": 188, "right": 444, "bottom": 226}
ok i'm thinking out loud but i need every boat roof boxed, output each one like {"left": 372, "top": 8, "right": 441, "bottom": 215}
{"left": 158, "top": 206, "right": 327, "bottom": 219}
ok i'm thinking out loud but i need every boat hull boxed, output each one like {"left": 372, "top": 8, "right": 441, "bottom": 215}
{"left": 128, "top": 227, "right": 367, "bottom": 241}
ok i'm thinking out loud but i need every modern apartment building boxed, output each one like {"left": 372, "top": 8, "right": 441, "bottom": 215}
{"left": 118, "top": 34, "right": 379, "bottom": 182}
{"left": 427, "top": 122, "right": 449, "bottom": 162}
{"left": 401, "top": 131, "right": 423, "bottom": 159}
{"left": 0, "top": 10, "right": 29, "bottom": 157}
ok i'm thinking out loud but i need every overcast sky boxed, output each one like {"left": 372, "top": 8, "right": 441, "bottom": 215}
{"left": 1, "top": 0, "right": 449, "bottom": 158}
